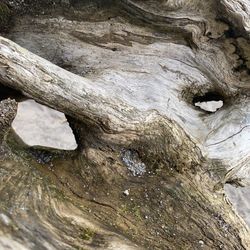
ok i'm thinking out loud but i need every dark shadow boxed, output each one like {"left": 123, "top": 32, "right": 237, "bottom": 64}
{"left": 193, "top": 92, "right": 224, "bottom": 104}
{"left": 0, "top": 84, "right": 24, "bottom": 101}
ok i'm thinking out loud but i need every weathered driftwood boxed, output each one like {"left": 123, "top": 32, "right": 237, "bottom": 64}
{"left": 0, "top": 0, "right": 250, "bottom": 249}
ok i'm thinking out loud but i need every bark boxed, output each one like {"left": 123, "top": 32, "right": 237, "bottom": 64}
{"left": 0, "top": 99, "right": 17, "bottom": 141}
{"left": 0, "top": 0, "right": 250, "bottom": 249}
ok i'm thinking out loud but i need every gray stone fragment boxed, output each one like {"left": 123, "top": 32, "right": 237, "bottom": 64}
{"left": 12, "top": 99, "right": 77, "bottom": 150}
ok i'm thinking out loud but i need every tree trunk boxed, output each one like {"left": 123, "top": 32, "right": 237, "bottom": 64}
{"left": 0, "top": 0, "right": 250, "bottom": 249}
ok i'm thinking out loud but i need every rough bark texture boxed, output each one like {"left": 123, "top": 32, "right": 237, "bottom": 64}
{"left": 0, "top": 99, "right": 17, "bottom": 141}
{"left": 0, "top": 0, "right": 250, "bottom": 249}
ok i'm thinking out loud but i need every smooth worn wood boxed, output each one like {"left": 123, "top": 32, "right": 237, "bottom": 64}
{"left": 0, "top": 0, "right": 250, "bottom": 249}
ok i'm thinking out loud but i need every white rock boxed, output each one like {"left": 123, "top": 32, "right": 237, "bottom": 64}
{"left": 123, "top": 190, "right": 129, "bottom": 196}
{"left": 199, "top": 240, "right": 204, "bottom": 246}
{"left": 12, "top": 99, "right": 77, "bottom": 150}
{"left": 195, "top": 100, "right": 223, "bottom": 112}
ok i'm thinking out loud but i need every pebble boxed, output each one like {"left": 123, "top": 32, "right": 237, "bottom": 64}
{"left": 199, "top": 240, "right": 204, "bottom": 246}
{"left": 123, "top": 190, "right": 129, "bottom": 196}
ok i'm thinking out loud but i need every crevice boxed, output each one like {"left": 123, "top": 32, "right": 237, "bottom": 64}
{"left": 0, "top": 84, "right": 24, "bottom": 102}
{"left": 207, "top": 125, "right": 250, "bottom": 147}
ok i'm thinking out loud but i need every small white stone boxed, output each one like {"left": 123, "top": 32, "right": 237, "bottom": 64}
{"left": 123, "top": 190, "right": 129, "bottom": 196}
{"left": 199, "top": 240, "right": 204, "bottom": 246}
{"left": 195, "top": 100, "right": 223, "bottom": 112}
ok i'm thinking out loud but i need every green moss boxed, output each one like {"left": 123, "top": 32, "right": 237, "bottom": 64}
{"left": 132, "top": 206, "right": 143, "bottom": 221}
{"left": 49, "top": 185, "right": 67, "bottom": 200}
{"left": 79, "top": 228, "right": 95, "bottom": 241}
{"left": 0, "top": 3, "right": 11, "bottom": 30}
{"left": 120, "top": 204, "right": 143, "bottom": 221}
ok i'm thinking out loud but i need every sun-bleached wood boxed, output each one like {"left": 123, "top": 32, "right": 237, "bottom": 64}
{"left": 0, "top": 0, "right": 250, "bottom": 249}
